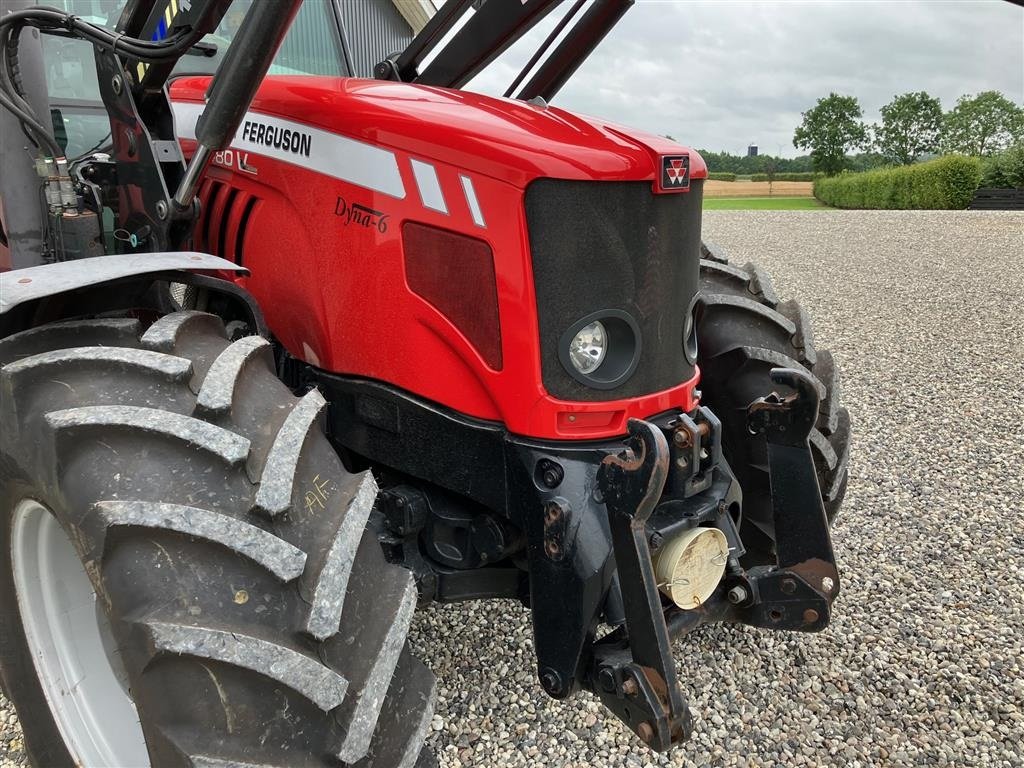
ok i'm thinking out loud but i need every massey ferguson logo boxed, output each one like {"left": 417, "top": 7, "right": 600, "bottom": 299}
{"left": 661, "top": 154, "right": 690, "bottom": 191}
{"left": 241, "top": 120, "right": 312, "bottom": 158}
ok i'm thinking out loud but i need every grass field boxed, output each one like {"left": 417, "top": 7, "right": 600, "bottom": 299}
{"left": 703, "top": 196, "right": 828, "bottom": 210}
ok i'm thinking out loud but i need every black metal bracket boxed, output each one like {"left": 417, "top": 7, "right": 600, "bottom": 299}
{"left": 740, "top": 368, "right": 840, "bottom": 631}
{"left": 94, "top": 49, "right": 190, "bottom": 253}
{"left": 592, "top": 419, "right": 692, "bottom": 751}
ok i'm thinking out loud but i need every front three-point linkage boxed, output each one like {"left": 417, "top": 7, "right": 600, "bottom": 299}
{"left": 590, "top": 419, "right": 692, "bottom": 751}
{"left": 585, "top": 368, "right": 840, "bottom": 751}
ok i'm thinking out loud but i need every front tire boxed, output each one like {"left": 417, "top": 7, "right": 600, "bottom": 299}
{"left": 696, "top": 242, "right": 851, "bottom": 563}
{"left": 0, "top": 312, "right": 435, "bottom": 768}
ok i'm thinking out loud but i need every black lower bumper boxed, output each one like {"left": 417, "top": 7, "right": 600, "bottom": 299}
{"left": 310, "top": 366, "right": 839, "bottom": 752}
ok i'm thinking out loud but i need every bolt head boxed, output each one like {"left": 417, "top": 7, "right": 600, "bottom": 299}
{"left": 540, "top": 669, "right": 562, "bottom": 696}
{"left": 538, "top": 460, "right": 564, "bottom": 489}
{"left": 780, "top": 578, "right": 797, "bottom": 594}
{"left": 543, "top": 501, "right": 563, "bottom": 524}
{"left": 637, "top": 722, "right": 655, "bottom": 743}
{"left": 621, "top": 677, "right": 639, "bottom": 697}
{"left": 727, "top": 585, "right": 748, "bottom": 605}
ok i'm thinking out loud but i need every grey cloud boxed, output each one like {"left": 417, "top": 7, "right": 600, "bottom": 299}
{"left": 467, "top": 0, "right": 1024, "bottom": 156}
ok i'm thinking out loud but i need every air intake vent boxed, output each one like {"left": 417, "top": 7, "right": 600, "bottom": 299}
{"left": 402, "top": 221, "right": 502, "bottom": 370}
{"left": 195, "top": 180, "right": 259, "bottom": 264}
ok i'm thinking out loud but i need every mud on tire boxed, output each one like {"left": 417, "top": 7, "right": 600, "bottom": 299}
{"left": 0, "top": 312, "right": 435, "bottom": 768}
{"left": 697, "top": 242, "right": 851, "bottom": 563}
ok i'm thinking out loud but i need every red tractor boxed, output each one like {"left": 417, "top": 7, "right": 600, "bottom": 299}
{"left": 0, "top": 1, "right": 849, "bottom": 766}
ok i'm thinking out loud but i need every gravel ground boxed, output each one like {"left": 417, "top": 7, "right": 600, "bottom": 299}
{"left": 2, "top": 210, "right": 1022, "bottom": 767}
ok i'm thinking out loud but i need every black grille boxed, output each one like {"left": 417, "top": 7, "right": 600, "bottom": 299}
{"left": 524, "top": 179, "right": 703, "bottom": 401}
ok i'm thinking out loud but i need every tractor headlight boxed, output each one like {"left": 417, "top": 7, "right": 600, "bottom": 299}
{"left": 568, "top": 321, "right": 607, "bottom": 374}
{"left": 559, "top": 311, "right": 642, "bottom": 389}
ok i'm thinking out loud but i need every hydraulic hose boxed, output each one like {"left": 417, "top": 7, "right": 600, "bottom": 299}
{"left": 0, "top": 7, "right": 202, "bottom": 157}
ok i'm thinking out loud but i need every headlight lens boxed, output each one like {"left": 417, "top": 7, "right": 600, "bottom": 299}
{"left": 568, "top": 320, "right": 607, "bottom": 374}
{"left": 559, "top": 310, "right": 641, "bottom": 389}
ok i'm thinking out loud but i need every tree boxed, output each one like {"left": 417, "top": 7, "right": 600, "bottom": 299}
{"left": 942, "top": 91, "right": 1024, "bottom": 156}
{"left": 696, "top": 149, "right": 814, "bottom": 175}
{"left": 763, "top": 158, "right": 777, "bottom": 196}
{"left": 793, "top": 93, "right": 868, "bottom": 175}
{"left": 874, "top": 91, "right": 943, "bottom": 165}
{"left": 848, "top": 151, "right": 889, "bottom": 173}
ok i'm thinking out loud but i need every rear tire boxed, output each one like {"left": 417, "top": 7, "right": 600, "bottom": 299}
{"left": 0, "top": 312, "right": 435, "bottom": 768}
{"left": 697, "top": 242, "right": 850, "bottom": 563}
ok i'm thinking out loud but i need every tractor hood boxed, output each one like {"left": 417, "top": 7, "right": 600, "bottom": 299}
{"left": 169, "top": 76, "right": 707, "bottom": 190}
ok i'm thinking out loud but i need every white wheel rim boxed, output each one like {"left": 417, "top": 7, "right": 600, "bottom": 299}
{"left": 10, "top": 499, "right": 151, "bottom": 767}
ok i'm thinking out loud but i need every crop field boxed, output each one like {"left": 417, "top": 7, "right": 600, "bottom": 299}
{"left": 704, "top": 180, "right": 815, "bottom": 197}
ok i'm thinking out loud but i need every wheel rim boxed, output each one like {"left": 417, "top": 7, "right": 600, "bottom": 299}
{"left": 10, "top": 499, "right": 151, "bottom": 767}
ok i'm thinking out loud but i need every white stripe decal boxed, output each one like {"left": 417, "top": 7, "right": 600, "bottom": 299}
{"left": 410, "top": 158, "right": 448, "bottom": 214}
{"left": 460, "top": 174, "right": 485, "bottom": 228}
{"left": 171, "top": 102, "right": 405, "bottom": 199}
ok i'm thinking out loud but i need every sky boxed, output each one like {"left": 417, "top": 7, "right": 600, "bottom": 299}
{"left": 464, "top": 0, "right": 1024, "bottom": 158}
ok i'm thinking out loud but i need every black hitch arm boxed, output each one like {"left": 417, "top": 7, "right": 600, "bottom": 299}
{"left": 591, "top": 420, "right": 692, "bottom": 751}
{"left": 739, "top": 367, "right": 840, "bottom": 630}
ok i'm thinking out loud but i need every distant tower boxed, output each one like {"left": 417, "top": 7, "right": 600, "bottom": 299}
{"left": 747, "top": 144, "right": 759, "bottom": 157}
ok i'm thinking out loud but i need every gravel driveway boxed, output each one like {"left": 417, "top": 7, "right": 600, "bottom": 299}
{"left": 2, "top": 210, "right": 1022, "bottom": 768}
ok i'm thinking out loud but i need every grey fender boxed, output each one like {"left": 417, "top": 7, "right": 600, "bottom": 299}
{"left": 0, "top": 252, "right": 248, "bottom": 315}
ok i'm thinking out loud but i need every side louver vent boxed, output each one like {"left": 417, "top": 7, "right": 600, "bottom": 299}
{"left": 195, "top": 180, "right": 259, "bottom": 264}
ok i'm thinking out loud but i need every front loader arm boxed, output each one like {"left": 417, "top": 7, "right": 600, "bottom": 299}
{"left": 376, "top": 0, "right": 634, "bottom": 103}
{"left": 94, "top": 0, "right": 301, "bottom": 252}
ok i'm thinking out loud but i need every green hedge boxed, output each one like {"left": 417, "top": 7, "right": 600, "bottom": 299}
{"left": 813, "top": 156, "right": 982, "bottom": 209}
{"left": 980, "top": 146, "right": 1024, "bottom": 188}
{"left": 707, "top": 172, "right": 737, "bottom": 182}
{"left": 750, "top": 172, "right": 818, "bottom": 182}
